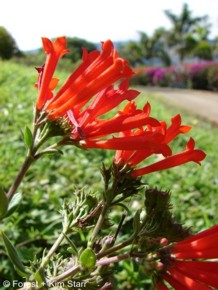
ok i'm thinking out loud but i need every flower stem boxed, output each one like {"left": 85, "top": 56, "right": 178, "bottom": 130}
{"left": 96, "top": 253, "right": 130, "bottom": 266}
{"left": 49, "top": 265, "right": 81, "bottom": 283}
{"left": 40, "top": 230, "right": 66, "bottom": 269}
{"left": 88, "top": 203, "right": 109, "bottom": 247}
{"left": 97, "top": 236, "right": 134, "bottom": 259}
{"left": 7, "top": 152, "right": 35, "bottom": 201}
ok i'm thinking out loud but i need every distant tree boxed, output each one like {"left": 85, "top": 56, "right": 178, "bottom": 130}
{"left": 194, "top": 22, "right": 211, "bottom": 42}
{"left": 192, "top": 41, "right": 213, "bottom": 60}
{"left": 139, "top": 29, "right": 172, "bottom": 66}
{"left": 0, "top": 26, "right": 20, "bottom": 59}
{"left": 191, "top": 21, "right": 213, "bottom": 61}
{"left": 213, "top": 37, "right": 218, "bottom": 59}
{"left": 64, "top": 37, "right": 97, "bottom": 63}
{"left": 164, "top": 3, "right": 208, "bottom": 63}
{"left": 118, "top": 40, "right": 145, "bottom": 67}
{"left": 118, "top": 29, "right": 172, "bottom": 67}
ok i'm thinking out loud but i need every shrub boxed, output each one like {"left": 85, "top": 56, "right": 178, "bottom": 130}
{"left": 207, "top": 64, "right": 218, "bottom": 91}
{"left": 132, "top": 62, "right": 218, "bottom": 91}
{"left": 188, "top": 63, "right": 210, "bottom": 90}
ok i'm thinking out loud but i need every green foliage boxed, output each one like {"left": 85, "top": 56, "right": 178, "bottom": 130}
{"left": 118, "top": 29, "right": 172, "bottom": 67}
{"left": 79, "top": 248, "right": 96, "bottom": 269}
{"left": 192, "top": 41, "right": 213, "bottom": 60}
{"left": 0, "top": 27, "right": 21, "bottom": 60}
{"left": 118, "top": 41, "right": 144, "bottom": 67}
{"left": 1, "top": 231, "right": 31, "bottom": 277}
{"left": 64, "top": 37, "right": 97, "bottom": 63}
{"left": 0, "top": 188, "right": 8, "bottom": 218}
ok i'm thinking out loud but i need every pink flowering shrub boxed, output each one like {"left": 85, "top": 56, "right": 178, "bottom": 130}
{"left": 132, "top": 62, "right": 218, "bottom": 91}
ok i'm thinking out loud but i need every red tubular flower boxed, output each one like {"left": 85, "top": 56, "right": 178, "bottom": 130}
{"left": 155, "top": 225, "right": 218, "bottom": 289}
{"left": 36, "top": 37, "right": 69, "bottom": 110}
{"left": 36, "top": 37, "right": 134, "bottom": 119}
{"left": 132, "top": 138, "right": 206, "bottom": 176}
{"left": 113, "top": 113, "right": 205, "bottom": 176}
{"left": 35, "top": 37, "right": 153, "bottom": 146}
{"left": 78, "top": 102, "right": 161, "bottom": 140}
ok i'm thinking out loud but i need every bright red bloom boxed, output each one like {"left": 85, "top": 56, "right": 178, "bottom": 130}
{"left": 81, "top": 101, "right": 174, "bottom": 155}
{"left": 35, "top": 37, "right": 153, "bottom": 146}
{"left": 68, "top": 87, "right": 144, "bottom": 140}
{"left": 132, "top": 138, "right": 206, "bottom": 176}
{"left": 36, "top": 37, "right": 134, "bottom": 117}
{"left": 113, "top": 114, "right": 205, "bottom": 176}
{"left": 36, "top": 37, "right": 69, "bottom": 110}
{"left": 155, "top": 225, "right": 218, "bottom": 289}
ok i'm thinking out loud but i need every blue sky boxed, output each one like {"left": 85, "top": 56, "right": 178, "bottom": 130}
{"left": 1, "top": 0, "right": 218, "bottom": 51}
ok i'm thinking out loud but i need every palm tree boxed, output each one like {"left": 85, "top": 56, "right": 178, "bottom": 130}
{"left": 164, "top": 3, "right": 207, "bottom": 63}
{"left": 139, "top": 30, "right": 172, "bottom": 66}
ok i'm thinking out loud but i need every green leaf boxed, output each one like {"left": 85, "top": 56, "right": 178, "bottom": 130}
{"left": 4, "top": 192, "right": 22, "bottom": 218}
{"left": 34, "top": 268, "right": 47, "bottom": 287}
{"left": 23, "top": 126, "right": 34, "bottom": 149}
{"left": 79, "top": 248, "right": 96, "bottom": 269}
{"left": 0, "top": 187, "right": 9, "bottom": 217}
{"left": 1, "top": 231, "right": 31, "bottom": 277}
{"left": 64, "top": 233, "right": 78, "bottom": 256}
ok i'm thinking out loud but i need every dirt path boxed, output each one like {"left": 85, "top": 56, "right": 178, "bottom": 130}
{"left": 138, "top": 86, "right": 218, "bottom": 125}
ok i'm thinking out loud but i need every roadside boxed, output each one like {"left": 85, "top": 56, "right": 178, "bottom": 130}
{"left": 138, "top": 86, "right": 218, "bottom": 125}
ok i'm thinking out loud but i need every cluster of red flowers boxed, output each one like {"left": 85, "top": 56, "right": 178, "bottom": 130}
{"left": 156, "top": 225, "right": 218, "bottom": 289}
{"left": 35, "top": 36, "right": 206, "bottom": 177}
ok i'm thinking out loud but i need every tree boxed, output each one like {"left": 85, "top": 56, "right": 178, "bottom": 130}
{"left": 64, "top": 37, "right": 97, "bottom": 63}
{"left": 118, "top": 41, "right": 144, "bottom": 67}
{"left": 0, "top": 26, "right": 20, "bottom": 59}
{"left": 118, "top": 29, "right": 172, "bottom": 67}
{"left": 139, "top": 29, "right": 172, "bottom": 66}
{"left": 192, "top": 41, "right": 213, "bottom": 60}
{"left": 164, "top": 3, "right": 208, "bottom": 63}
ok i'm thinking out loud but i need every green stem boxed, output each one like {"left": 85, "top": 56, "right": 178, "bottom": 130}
{"left": 6, "top": 121, "right": 55, "bottom": 202}
{"left": 7, "top": 153, "right": 35, "bottom": 201}
{"left": 88, "top": 203, "right": 109, "bottom": 247}
{"left": 40, "top": 230, "right": 66, "bottom": 269}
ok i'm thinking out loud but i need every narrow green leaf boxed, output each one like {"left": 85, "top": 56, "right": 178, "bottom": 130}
{"left": 64, "top": 233, "right": 78, "bottom": 256}
{"left": 1, "top": 231, "right": 30, "bottom": 277}
{"left": 34, "top": 268, "right": 46, "bottom": 287}
{"left": 23, "top": 126, "right": 34, "bottom": 149}
{"left": 79, "top": 248, "right": 96, "bottom": 269}
{"left": 4, "top": 192, "right": 22, "bottom": 218}
{"left": 0, "top": 187, "right": 9, "bottom": 217}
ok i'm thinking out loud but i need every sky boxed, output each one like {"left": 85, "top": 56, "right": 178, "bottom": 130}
{"left": 0, "top": 0, "right": 218, "bottom": 51}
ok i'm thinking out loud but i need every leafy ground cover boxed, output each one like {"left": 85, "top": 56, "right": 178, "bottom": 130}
{"left": 0, "top": 61, "right": 218, "bottom": 289}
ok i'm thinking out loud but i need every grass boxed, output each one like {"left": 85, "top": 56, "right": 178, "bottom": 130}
{"left": 0, "top": 60, "right": 218, "bottom": 288}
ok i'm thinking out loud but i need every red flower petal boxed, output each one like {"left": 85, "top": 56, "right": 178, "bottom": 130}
{"left": 81, "top": 132, "right": 166, "bottom": 150}
{"left": 36, "top": 37, "right": 69, "bottom": 110}
{"left": 168, "top": 268, "right": 211, "bottom": 290}
{"left": 172, "top": 261, "right": 218, "bottom": 288}
{"left": 132, "top": 138, "right": 206, "bottom": 176}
